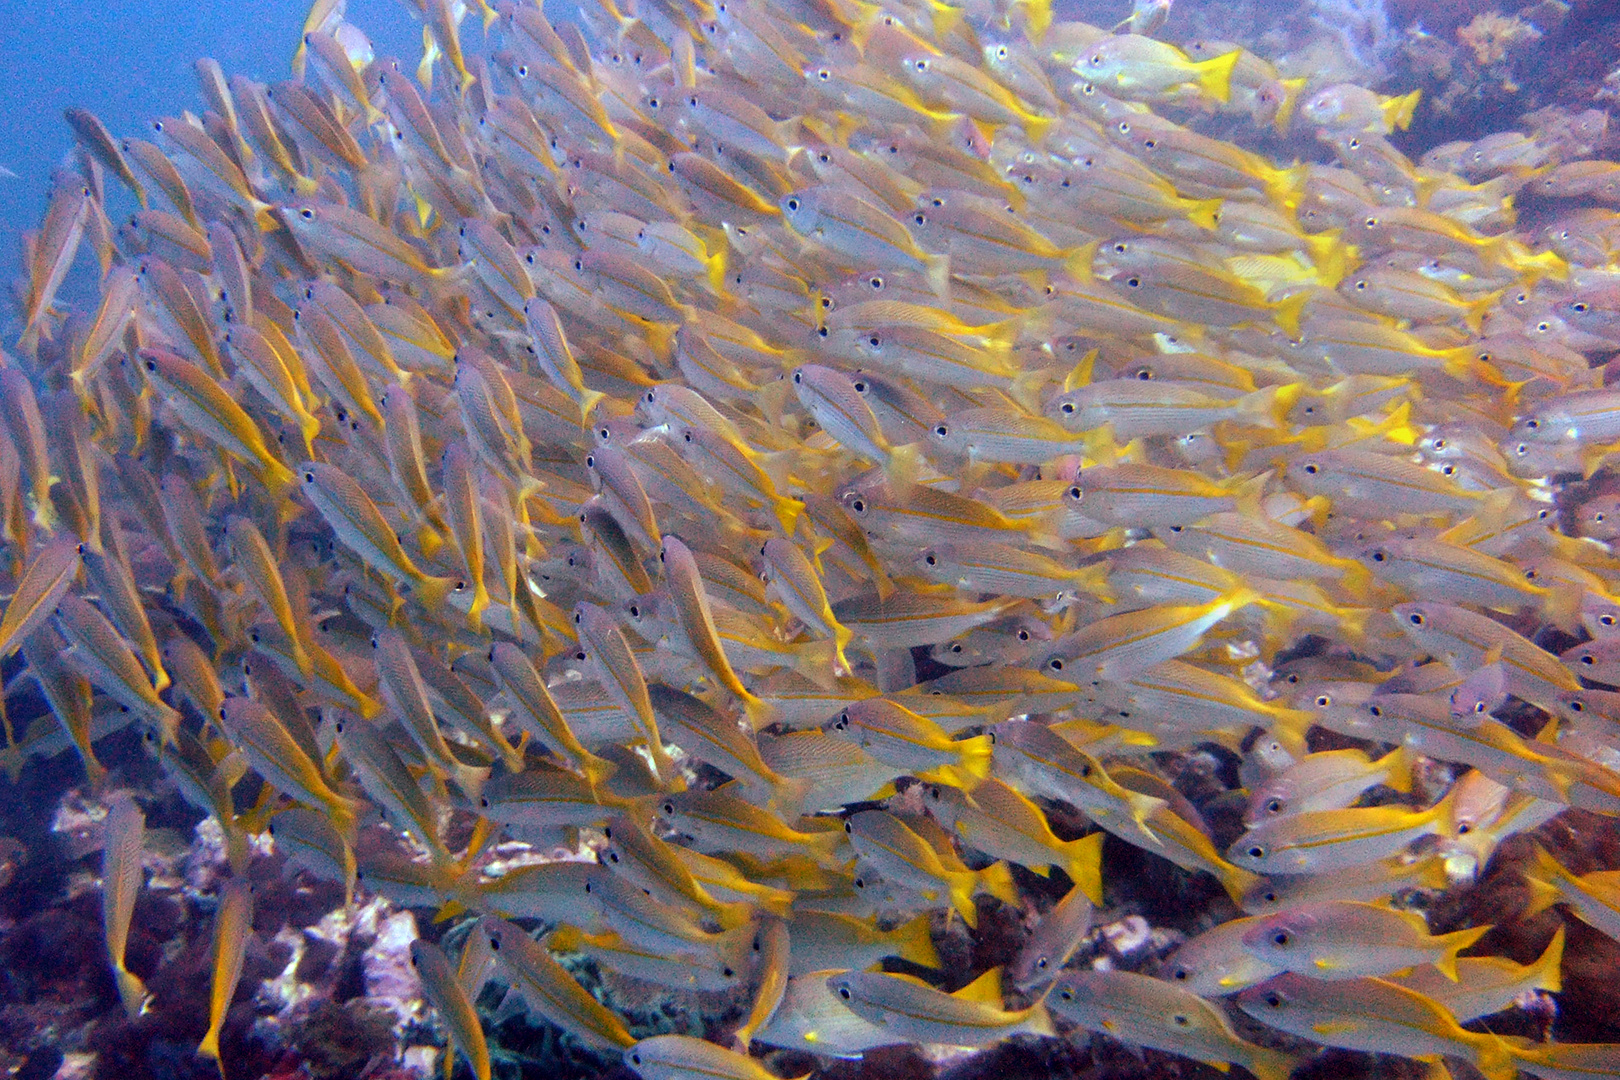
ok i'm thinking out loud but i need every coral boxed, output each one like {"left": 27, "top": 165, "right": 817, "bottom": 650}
{"left": 1457, "top": 10, "right": 1543, "bottom": 64}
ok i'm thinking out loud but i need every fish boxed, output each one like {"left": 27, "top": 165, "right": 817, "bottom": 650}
{"left": 198, "top": 877, "right": 253, "bottom": 1064}
{"left": 101, "top": 793, "right": 150, "bottom": 1020}
{"left": 12, "top": 1, "right": 1620, "bottom": 1076}
{"left": 825, "top": 968, "right": 1054, "bottom": 1047}
{"left": 1228, "top": 789, "right": 1459, "bottom": 875}
{"left": 1049, "top": 970, "right": 1298, "bottom": 1080}
{"left": 410, "top": 939, "right": 492, "bottom": 1080}
{"left": 1236, "top": 973, "right": 1517, "bottom": 1080}
{"left": 626, "top": 1034, "right": 807, "bottom": 1080}
{"left": 1239, "top": 900, "right": 1490, "bottom": 981}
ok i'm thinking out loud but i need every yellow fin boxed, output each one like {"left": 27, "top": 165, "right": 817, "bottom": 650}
{"left": 952, "top": 965, "right": 1003, "bottom": 1004}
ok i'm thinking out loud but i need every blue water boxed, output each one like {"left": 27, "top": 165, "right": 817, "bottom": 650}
{"left": 0, "top": 0, "right": 423, "bottom": 313}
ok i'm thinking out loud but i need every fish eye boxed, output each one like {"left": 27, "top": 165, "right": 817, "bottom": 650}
{"left": 838, "top": 986, "right": 852, "bottom": 999}
{"left": 1048, "top": 658, "right": 1064, "bottom": 671}
{"left": 1125, "top": 276, "right": 1141, "bottom": 288}
{"left": 949, "top": 643, "right": 963, "bottom": 654}
{"left": 1113, "top": 243, "right": 1127, "bottom": 253}
{"left": 1036, "top": 956, "right": 1048, "bottom": 969}
{"left": 870, "top": 276, "right": 884, "bottom": 288}
{"left": 1407, "top": 612, "right": 1424, "bottom": 625}
{"left": 1371, "top": 550, "right": 1385, "bottom": 562}
{"left": 631, "top": 1054, "right": 641, "bottom": 1065}
{"left": 1302, "top": 463, "right": 1319, "bottom": 474}
{"left": 1247, "top": 845, "right": 1265, "bottom": 858}
{"left": 1264, "top": 992, "right": 1283, "bottom": 1007}
{"left": 1018, "top": 629, "right": 1031, "bottom": 641}
{"left": 300, "top": 208, "right": 314, "bottom": 220}
{"left": 933, "top": 424, "right": 948, "bottom": 437}
{"left": 628, "top": 604, "right": 640, "bottom": 617}
{"left": 925, "top": 554, "right": 938, "bottom": 566}
{"left": 868, "top": 335, "right": 881, "bottom": 347}
{"left": 1067, "top": 486, "right": 1082, "bottom": 499}
{"left": 661, "top": 801, "right": 675, "bottom": 814}
{"left": 303, "top": 471, "right": 315, "bottom": 483}
{"left": 853, "top": 380, "right": 867, "bottom": 392}
{"left": 1273, "top": 931, "right": 1290, "bottom": 946}
{"left": 1570, "top": 699, "right": 1586, "bottom": 712}
{"left": 817, "top": 69, "right": 831, "bottom": 81}
{"left": 1060, "top": 402, "right": 1076, "bottom": 413}
{"left": 1265, "top": 798, "right": 1283, "bottom": 814}
{"left": 913, "top": 213, "right": 925, "bottom": 225}
{"left": 1117, "top": 121, "right": 1130, "bottom": 134}
{"left": 914, "top": 59, "right": 928, "bottom": 71}
{"left": 1172, "top": 968, "right": 1188, "bottom": 981}
{"left": 1315, "top": 695, "right": 1331, "bottom": 707}
{"left": 850, "top": 498, "right": 866, "bottom": 513}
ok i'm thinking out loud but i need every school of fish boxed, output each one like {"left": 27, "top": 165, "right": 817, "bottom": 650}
{"left": 8, "top": 0, "right": 1620, "bottom": 1076}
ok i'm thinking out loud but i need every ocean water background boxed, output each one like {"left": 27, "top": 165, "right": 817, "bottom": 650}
{"left": 0, "top": 0, "right": 421, "bottom": 314}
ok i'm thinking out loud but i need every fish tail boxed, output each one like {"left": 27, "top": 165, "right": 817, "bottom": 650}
{"left": 1185, "top": 197, "right": 1222, "bottom": 231}
{"left": 1219, "top": 863, "right": 1263, "bottom": 904}
{"left": 895, "top": 911, "right": 941, "bottom": 969}
{"left": 974, "top": 859, "right": 1020, "bottom": 907}
{"left": 1271, "top": 77, "right": 1308, "bottom": 133}
{"left": 1271, "top": 289, "right": 1310, "bottom": 339}
{"left": 1304, "top": 229, "right": 1349, "bottom": 285}
{"left": 1022, "top": 112, "right": 1055, "bottom": 147}
{"left": 197, "top": 1027, "right": 220, "bottom": 1063}
{"left": 773, "top": 495, "right": 804, "bottom": 537}
{"left": 114, "top": 965, "right": 149, "bottom": 1020}
{"left": 1520, "top": 849, "right": 1564, "bottom": 917}
{"left": 416, "top": 523, "right": 445, "bottom": 560}
{"left": 1243, "top": 382, "right": 1302, "bottom": 429}
{"left": 925, "top": 254, "right": 952, "bottom": 299}
{"left": 1531, "top": 925, "right": 1564, "bottom": 993}
{"left": 1379, "top": 744, "right": 1415, "bottom": 794}
{"left": 742, "top": 693, "right": 777, "bottom": 732}
{"left": 1018, "top": 0, "right": 1053, "bottom": 41}
{"left": 954, "top": 733, "right": 994, "bottom": 783}
{"left": 1540, "top": 580, "right": 1584, "bottom": 634}
{"left": 412, "top": 573, "right": 458, "bottom": 618}
{"left": 1195, "top": 49, "right": 1240, "bottom": 104}
{"left": 1020, "top": 999, "right": 1056, "bottom": 1038}
{"left": 884, "top": 441, "right": 922, "bottom": 492}
{"left": 1245, "top": 1048, "right": 1302, "bottom": 1080}
{"left": 1065, "top": 831, "right": 1106, "bottom": 905}
{"left": 252, "top": 200, "right": 279, "bottom": 232}
{"left": 465, "top": 579, "right": 492, "bottom": 632}
{"left": 1475, "top": 1033, "right": 1518, "bottom": 1080}
{"left": 768, "top": 774, "right": 811, "bottom": 821}
{"left": 1384, "top": 88, "right": 1422, "bottom": 132}
{"left": 1436, "top": 923, "right": 1492, "bottom": 981}
{"left": 291, "top": 639, "right": 314, "bottom": 682}
{"left": 1463, "top": 289, "right": 1502, "bottom": 334}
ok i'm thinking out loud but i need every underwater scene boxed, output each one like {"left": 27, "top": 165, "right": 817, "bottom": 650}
{"left": 6, "top": 0, "right": 1620, "bottom": 1077}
